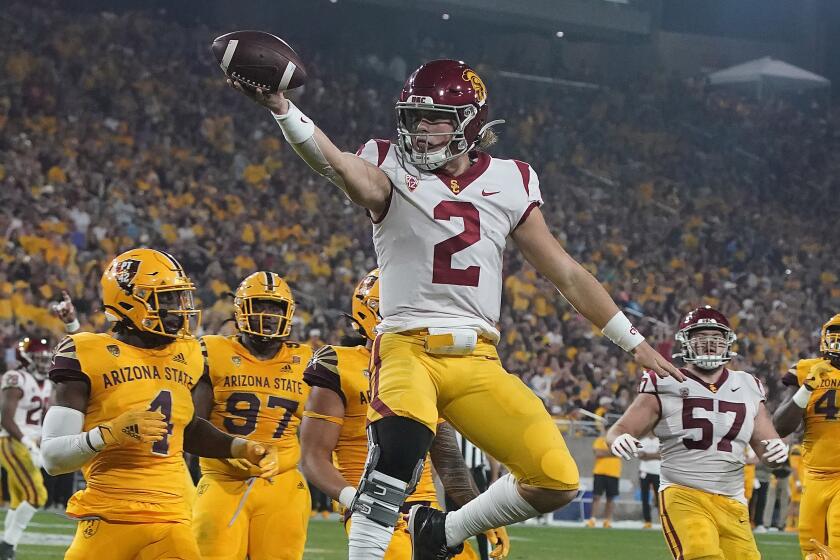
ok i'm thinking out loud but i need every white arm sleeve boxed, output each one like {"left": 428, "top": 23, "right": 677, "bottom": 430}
{"left": 41, "top": 406, "right": 105, "bottom": 475}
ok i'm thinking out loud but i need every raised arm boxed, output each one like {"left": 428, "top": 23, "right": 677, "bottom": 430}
{"left": 772, "top": 361, "right": 826, "bottom": 438}
{"left": 511, "top": 207, "right": 684, "bottom": 381}
{"left": 229, "top": 83, "right": 391, "bottom": 215}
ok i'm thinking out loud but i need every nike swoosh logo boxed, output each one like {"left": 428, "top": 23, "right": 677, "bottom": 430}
{"left": 731, "top": 387, "right": 740, "bottom": 392}
{"left": 301, "top": 117, "right": 309, "bottom": 123}
{"left": 481, "top": 190, "right": 500, "bottom": 196}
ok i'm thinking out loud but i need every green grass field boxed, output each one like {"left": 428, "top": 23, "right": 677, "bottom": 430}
{"left": 12, "top": 511, "right": 799, "bottom": 559}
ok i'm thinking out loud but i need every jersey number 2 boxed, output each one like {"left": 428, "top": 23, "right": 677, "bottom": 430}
{"left": 149, "top": 390, "right": 173, "bottom": 456}
{"left": 681, "top": 398, "right": 746, "bottom": 452}
{"left": 432, "top": 201, "right": 480, "bottom": 287}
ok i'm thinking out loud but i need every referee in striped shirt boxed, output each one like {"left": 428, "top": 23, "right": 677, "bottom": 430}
{"left": 444, "top": 432, "right": 499, "bottom": 560}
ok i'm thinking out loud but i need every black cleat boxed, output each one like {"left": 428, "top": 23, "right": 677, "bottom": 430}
{"left": 408, "top": 504, "right": 464, "bottom": 560}
{"left": 0, "top": 541, "right": 14, "bottom": 560}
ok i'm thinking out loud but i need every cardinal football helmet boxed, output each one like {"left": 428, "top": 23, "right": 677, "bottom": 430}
{"left": 821, "top": 313, "right": 840, "bottom": 360}
{"left": 673, "top": 306, "right": 736, "bottom": 370}
{"left": 101, "top": 248, "right": 200, "bottom": 338}
{"left": 395, "top": 59, "right": 500, "bottom": 171}
{"left": 17, "top": 337, "right": 51, "bottom": 380}
{"left": 233, "top": 271, "right": 295, "bottom": 339}
{"left": 349, "top": 269, "right": 380, "bottom": 341}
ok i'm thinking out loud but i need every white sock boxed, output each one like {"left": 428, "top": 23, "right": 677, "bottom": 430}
{"left": 445, "top": 474, "right": 539, "bottom": 548}
{"left": 3, "top": 508, "right": 15, "bottom": 543}
{"left": 5, "top": 501, "right": 36, "bottom": 547}
{"left": 348, "top": 511, "right": 394, "bottom": 560}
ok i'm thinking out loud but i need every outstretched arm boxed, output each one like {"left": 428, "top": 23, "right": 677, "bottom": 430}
{"left": 512, "top": 207, "right": 684, "bottom": 381}
{"left": 228, "top": 83, "right": 391, "bottom": 214}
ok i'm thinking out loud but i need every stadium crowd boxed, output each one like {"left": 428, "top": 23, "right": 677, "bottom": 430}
{"left": 0, "top": 3, "right": 837, "bottom": 426}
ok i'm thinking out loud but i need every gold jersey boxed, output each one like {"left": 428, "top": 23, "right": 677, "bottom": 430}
{"left": 50, "top": 332, "right": 203, "bottom": 523}
{"left": 199, "top": 335, "right": 311, "bottom": 480}
{"left": 303, "top": 345, "right": 437, "bottom": 504}
{"left": 786, "top": 358, "right": 840, "bottom": 475}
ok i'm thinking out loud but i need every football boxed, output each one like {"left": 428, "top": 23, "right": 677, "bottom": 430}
{"left": 211, "top": 30, "right": 307, "bottom": 93}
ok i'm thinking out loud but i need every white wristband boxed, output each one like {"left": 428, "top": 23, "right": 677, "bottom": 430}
{"left": 65, "top": 318, "right": 81, "bottom": 333}
{"left": 271, "top": 101, "right": 316, "bottom": 144}
{"left": 339, "top": 486, "right": 356, "bottom": 509}
{"left": 793, "top": 385, "right": 812, "bottom": 409}
{"left": 602, "top": 311, "right": 645, "bottom": 352}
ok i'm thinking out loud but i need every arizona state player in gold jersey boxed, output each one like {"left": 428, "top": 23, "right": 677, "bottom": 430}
{"left": 300, "top": 269, "right": 509, "bottom": 559}
{"left": 192, "top": 271, "right": 313, "bottom": 560}
{"left": 41, "top": 249, "right": 279, "bottom": 560}
{"left": 775, "top": 313, "right": 840, "bottom": 559}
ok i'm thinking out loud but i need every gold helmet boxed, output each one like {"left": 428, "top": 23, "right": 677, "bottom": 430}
{"left": 233, "top": 272, "right": 295, "bottom": 338}
{"left": 101, "top": 248, "right": 200, "bottom": 338}
{"left": 350, "top": 269, "right": 380, "bottom": 341}
{"left": 821, "top": 313, "right": 840, "bottom": 359}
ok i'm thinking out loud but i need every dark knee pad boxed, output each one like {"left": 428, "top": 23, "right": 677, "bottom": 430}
{"left": 369, "top": 416, "right": 434, "bottom": 481}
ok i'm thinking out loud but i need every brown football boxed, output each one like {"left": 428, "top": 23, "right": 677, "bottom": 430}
{"left": 211, "top": 30, "right": 307, "bottom": 93}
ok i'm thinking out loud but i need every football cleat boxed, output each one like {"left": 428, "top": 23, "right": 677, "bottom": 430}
{"left": 585, "top": 517, "right": 596, "bottom": 528}
{"left": 0, "top": 541, "right": 15, "bottom": 559}
{"left": 408, "top": 505, "right": 463, "bottom": 560}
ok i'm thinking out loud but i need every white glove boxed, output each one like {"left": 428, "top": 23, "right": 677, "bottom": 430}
{"left": 761, "top": 439, "right": 789, "bottom": 464}
{"left": 21, "top": 435, "right": 42, "bottom": 469}
{"left": 611, "top": 433, "right": 642, "bottom": 460}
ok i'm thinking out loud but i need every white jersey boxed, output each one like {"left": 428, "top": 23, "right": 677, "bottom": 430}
{"left": 639, "top": 368, "right": 765, "bottom": 504}
{"left": 0, "top": 369, "right": 51, "bottom": 440}
{"left": 357, "top": 140, "right": 543, "bottom": 342}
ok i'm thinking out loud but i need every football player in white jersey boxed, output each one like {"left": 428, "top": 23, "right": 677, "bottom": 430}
{"left": 0, "top": 337, "right": 53, "bottom": 558}
{"left": 606, "top": 307, "right": 788, "bottom": 560}
{"left": 229, "top": 58, "right": 682, "bottom": 560}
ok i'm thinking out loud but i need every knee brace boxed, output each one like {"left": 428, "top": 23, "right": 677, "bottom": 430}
{"left": 351, "top": 425, "right": 427, "bottom": 527}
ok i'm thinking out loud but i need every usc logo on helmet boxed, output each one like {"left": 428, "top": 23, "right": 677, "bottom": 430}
{"left": 462, "top": 69, "right": 487, "bottom": 104}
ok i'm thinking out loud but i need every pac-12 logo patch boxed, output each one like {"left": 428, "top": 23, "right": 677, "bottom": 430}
{"left": 107, "top": 345, "right": 120, "bottom": 357}
{"left": 405, "top": 174, "right": 418, "bottom": 192}
{"left": 679, "top": 387, "right": 690, "bottom": 399}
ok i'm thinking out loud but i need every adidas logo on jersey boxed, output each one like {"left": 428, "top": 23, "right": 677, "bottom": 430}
{"left": 122, "top": 423, "right": 141, "bottom": 440}
{"left": 297, "top": 481, "right": 305, "bottom": 490}
{"left": 172, "top": 353, "right": 187, "bottom": 364}
{"left": 281, "top": 364, "right": 292, "bottom": 372}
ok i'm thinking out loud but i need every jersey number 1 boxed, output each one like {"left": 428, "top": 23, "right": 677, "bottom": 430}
{"left": 432, "top": 201, "right": 480, "bottom": 287}
{"left": 149, "top": 390, "right": 173, "bottom": 456}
